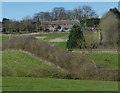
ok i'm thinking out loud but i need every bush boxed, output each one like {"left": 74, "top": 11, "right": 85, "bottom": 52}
{"left": 67, "top": 25, "right": 86, "bottom": 49}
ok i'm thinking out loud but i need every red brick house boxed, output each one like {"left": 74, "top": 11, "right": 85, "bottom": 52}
{"left": 41, "top": 20, "right": 80, "bottom": 31}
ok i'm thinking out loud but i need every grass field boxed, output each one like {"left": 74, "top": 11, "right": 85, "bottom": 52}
{"left": 49, "top": 42, "right": 67, "bottom": 50}
{"left": 2, "top": 51, "right": 63, "bottom": 77}
{"left": 3, "top": 77, "right": 118, "bottom": 91}
{"left": 73, "top": 52, "right": 118, "bottom": 69}
{"left": 90, "top": 53, "right": 118, "bottom": 69}
{"left": 32, "top": 32, "right": 69, "bottom": 50}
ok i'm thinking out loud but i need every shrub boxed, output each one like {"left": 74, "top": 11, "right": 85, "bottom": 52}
{"left": 67, "top": 25, "right": 86, "bottom": 49}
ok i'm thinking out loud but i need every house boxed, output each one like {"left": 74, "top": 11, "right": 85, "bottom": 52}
{"left": 41, "top": 20, "right": 80, "bottom": 32}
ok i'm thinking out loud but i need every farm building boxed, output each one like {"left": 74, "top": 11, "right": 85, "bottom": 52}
{"left": 40, "top": 20, "right": 80, "bottom": 31}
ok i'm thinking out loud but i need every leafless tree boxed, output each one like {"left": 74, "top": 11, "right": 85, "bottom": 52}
{"left": 52, "top": 7, "right": 66, "bottom": 20}
{"left": 100, "top": 11, "right": 119, "bottom": 46}
{"left": 33, "top": 6, "right": 97, "bottom": 21}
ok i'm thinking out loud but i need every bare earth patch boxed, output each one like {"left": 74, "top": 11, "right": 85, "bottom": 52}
{"left": 49, "top": 38, "right": 68, "bottom": 42}
{"left": 35, "top": 36, "right": 47, "bottom": 39}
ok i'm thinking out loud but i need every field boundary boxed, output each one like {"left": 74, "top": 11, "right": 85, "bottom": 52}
{"left": 72, "top": 49, "right": 118, "bottom": 54}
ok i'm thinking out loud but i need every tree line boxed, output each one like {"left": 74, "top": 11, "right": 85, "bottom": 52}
{"left": 2, "top": 5, "right": 99, "bottom": 33}
{"left": 2, "top": 18, "right": 36, "bottom": 33}
{"left": 34, "top": 6, "right": 98, "bottom": 21}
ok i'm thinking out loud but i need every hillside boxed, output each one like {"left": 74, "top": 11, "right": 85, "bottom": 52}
{"left": 2, "top": 50, "right": 65, "bottom": 78}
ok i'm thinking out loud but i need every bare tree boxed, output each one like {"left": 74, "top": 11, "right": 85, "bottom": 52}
{"left": 82, "top": 6, "right": 97, "bottom": 18}
{"left": 73, "top": 7, "right": 83, "bottom": 20}
{"left": 100, "top": 11, "right": 119, "bottom": 46}
{"left": 33, "top": 6, "right": 97, "bottom": 22}
{"left": 52, "top": 7, "right": 66, "bottom": 20}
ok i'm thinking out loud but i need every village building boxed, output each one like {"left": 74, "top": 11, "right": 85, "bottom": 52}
{"left": 41, "top": 20, "right": 80, "bottom": 32}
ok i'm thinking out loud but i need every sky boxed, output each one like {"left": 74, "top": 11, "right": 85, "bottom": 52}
{"left": 1, "top": 2, "right": 118, "bottom": 21}
{"left": 1, "top": 0, "right": 120, "bottom": 2}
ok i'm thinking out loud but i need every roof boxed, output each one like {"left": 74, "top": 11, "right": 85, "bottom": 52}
{"left": 41, "top": 20, "right": 80, "bottom": 25}
{"left": 61, "top": 26, "right": 73, "bottom": 28}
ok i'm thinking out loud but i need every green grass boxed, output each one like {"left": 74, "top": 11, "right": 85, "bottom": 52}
{"left": 90, "top": 53, "right": 118, "bottom": 69}
{"left": 0, "top": 52, "right": 1, "bottom": 92}
{"left": 3, "top": 51, "right": 50, "bottom": 70}
{"left": 49, "top": 42, "right": 67, "bottom": 50}
{"left": 73, "top": 52, "right": 118, "bottom": 69}
{"left": 0, "top": 35, "right": 13, "bottom": 43}
{"left": 2, "top": 51, "right": 63, "bottom": 77}
{"left": 32, "top": 32, "right": 69, "bottom": 40}
{"left": 3, "top": 77, "right": 118, "bottom": 91}
{"left": 32, "top": 33, "right": 69, "bottom": 50}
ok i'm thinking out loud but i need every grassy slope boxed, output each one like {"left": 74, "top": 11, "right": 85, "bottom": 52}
{"left": 3, "top": 51, "right": 50, "bottom": 70}
{"left": 73, "top": 52, "right": 118, "bottom": 69}
{"left": 3, "top": 77, "right": 118, "bottom": 91}
{"left": 2, "top": 51, "right": 63, "bottom": 77}
{"left": 90, "top": 53, "right": 118, "bottom": 69}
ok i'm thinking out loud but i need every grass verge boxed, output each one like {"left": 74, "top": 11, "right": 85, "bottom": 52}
{"left": 3, "top": 77, "right": 118, "bottom": 91}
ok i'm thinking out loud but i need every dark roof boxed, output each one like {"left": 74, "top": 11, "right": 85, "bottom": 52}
{"left": 41, "top": 20, "right": 80, "bottom": 25}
